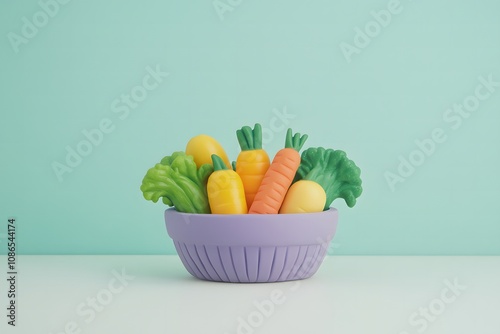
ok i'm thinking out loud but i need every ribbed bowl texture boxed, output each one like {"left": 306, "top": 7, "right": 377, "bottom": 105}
{"left": 165, "top": 208, "right": 338, "bottom": 283}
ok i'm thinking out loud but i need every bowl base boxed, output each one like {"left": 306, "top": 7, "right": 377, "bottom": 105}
{"left": 174, "top": 242, "right": 328, "bottom": 283}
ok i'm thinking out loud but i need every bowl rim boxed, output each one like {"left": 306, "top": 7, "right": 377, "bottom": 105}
{"left": 166, "top": 207, "right": 338, "bottom": 217}
{"left": 164, "top": 207, "right": 339, "bottom": 247}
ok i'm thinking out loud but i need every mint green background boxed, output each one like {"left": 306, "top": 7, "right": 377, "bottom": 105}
{"left": 1, "top": 0, "right": 499, "bottom": 255}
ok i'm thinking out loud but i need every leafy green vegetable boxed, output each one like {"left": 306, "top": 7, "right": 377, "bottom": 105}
{"left": 294, "top": 147, "right": 362, "bottom": 209}
{"left": 140, "top": 151, "right": 213, "bottom": 213}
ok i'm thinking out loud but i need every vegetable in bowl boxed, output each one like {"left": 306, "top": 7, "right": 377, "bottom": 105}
{"left": 293, "top": 147, "right": 363, "bottom": 209}
{"left": 186, "top": 134, "right": 231, "bottom": 169}
{"left": 207, "top": 154, "right": 248, "bottom": 214}
{"left": 140, "top": 151, "right": 213, "bottom": 213}
{"left": 140, "top": 125, "right": 363, "bottom": 215}
{"left": 248, "top": 129, "right": 308, "bottom": 214}
{"left": 235, "top": 124, "right": 270, "bottom": 208}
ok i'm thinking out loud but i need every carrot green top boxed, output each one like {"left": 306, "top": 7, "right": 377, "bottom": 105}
{"left": 211, "top": 154, "right": 228, "bottom": 171}
{"left": 285, "top": 128, "right": 308, "bottom": 151}
{"left": 236, "top": 124, "right": 263, "bottom": 151}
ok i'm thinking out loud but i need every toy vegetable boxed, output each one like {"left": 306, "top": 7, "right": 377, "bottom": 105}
{"left": 235, "top": 124, "right": 270, "bottom": 208}
{"left": 186, "top": 134, "right": 231, "bottom": 169}
{"left": 207, "top": 154, "right": 248, "bottom": 214}
{"left": 294, "top": 147, "right": 363, "bottom": 209}
{"left": 279, "top": 180, "right": 326, "bottom": 213}
{"left": 140, "top": 152, "right": 213, "bottom": 213}
{"left": 249, "top": 129, "right": 308, "bottom": 214}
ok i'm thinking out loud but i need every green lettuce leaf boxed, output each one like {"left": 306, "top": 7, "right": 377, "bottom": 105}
{"left": 140, "top": 152, "right": 213, "bottom": 213}
{"left": 294, "top": 147, "right": 362, "bottom": 209}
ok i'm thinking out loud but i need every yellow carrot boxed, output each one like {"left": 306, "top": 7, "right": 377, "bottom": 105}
{"left": 236, "top": 124, "right": 270, "bottom": 208}
{"left": 207, "top": 154, "right": 247, "bottom": 214}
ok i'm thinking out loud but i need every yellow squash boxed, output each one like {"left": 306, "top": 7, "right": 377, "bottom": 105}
{"left": 279, "top": 180, "right": 326, "bottom": 214}
{"left": 186, "top": 134, "right": 231, "bottom": 169}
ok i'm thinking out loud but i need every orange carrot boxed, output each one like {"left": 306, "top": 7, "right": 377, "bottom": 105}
{"left": 248, "top": 128, "right": 308, "bottom": 214}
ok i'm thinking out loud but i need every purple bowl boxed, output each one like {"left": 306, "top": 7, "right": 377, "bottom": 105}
{"left": 165, "top": 208, "right": 338, "bottom": 283}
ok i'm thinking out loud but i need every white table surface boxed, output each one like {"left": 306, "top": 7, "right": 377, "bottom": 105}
{"left": 1, "top": 255, "right": 499, "bottom": 334}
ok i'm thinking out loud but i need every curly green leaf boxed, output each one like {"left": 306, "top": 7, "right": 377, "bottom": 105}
{"left": 140, "top": 152, "right": 213, "bottom": 213}
{"left": 295, "top": 147, "right": 363, "bottom": 209}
